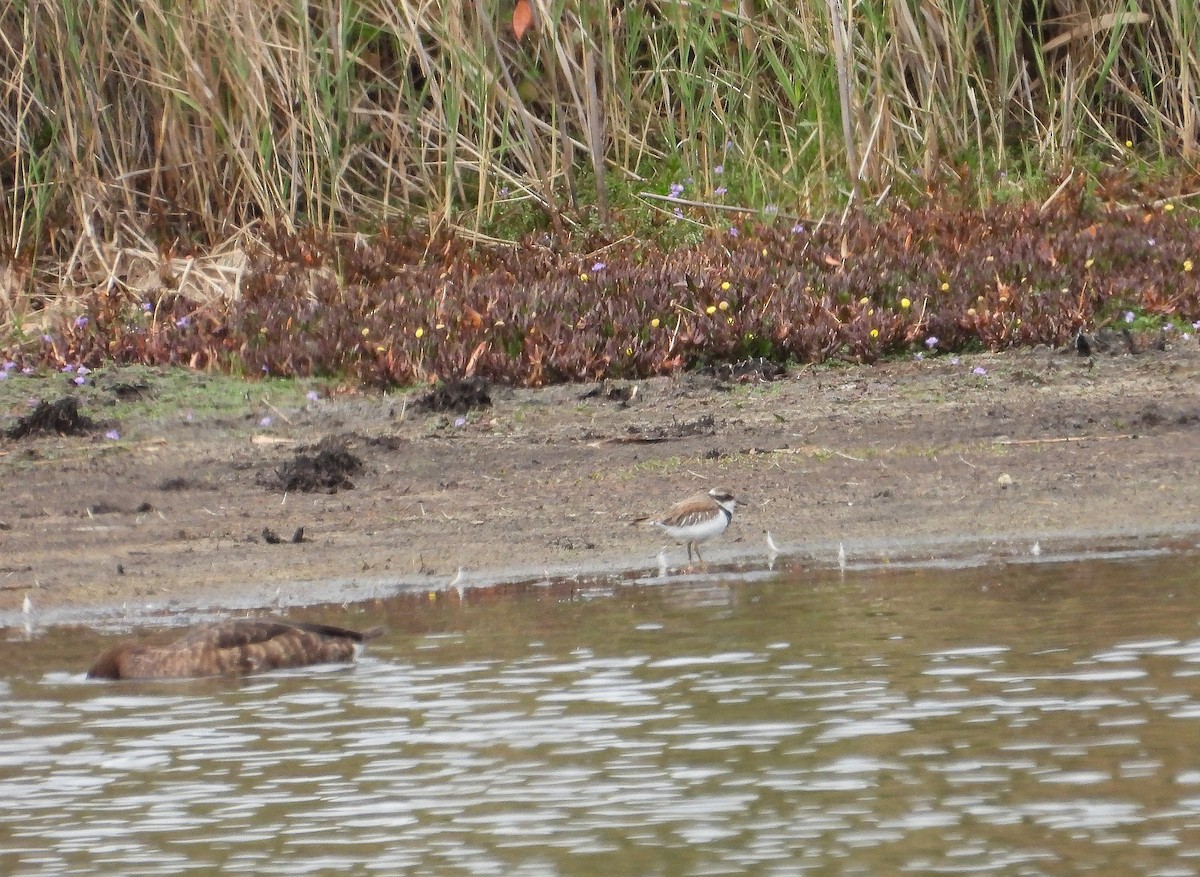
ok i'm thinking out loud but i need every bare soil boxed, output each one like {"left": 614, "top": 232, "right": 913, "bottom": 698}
{"left": 3, "top": 343, "right": 1200, "bottom": 626}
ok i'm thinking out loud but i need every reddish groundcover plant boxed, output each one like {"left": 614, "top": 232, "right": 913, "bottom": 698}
{"left": 11, "top": 189, "right": 1200, "bottom": 387}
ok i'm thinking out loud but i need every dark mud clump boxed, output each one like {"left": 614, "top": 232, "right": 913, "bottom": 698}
{"left": 703, "top": 358, "right": 789, "bottom": 383}
{"left": 412, "top": 377, "right": 492, "bottom": 414}
{"left": 261, "top": 526, "right": 306, "bottom": 544}
{"left": 580, "top": 383, "right": 640, "bottom": 406}
{"left": 1073, "top": 328, "right": 1169, "bottom": 357}
{"left": 5, "top": 397, "right": 97, "bottom": 439}
{"left": 585, "top": 413, "right": 717, "bottom": 445}
{"left": 264, "top": 436, "right": 363, "bottom": 493}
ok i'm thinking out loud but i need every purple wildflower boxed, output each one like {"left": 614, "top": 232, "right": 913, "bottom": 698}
{"left": 714, "top": 164, "right": 724, "bottom": 174}
{"left": 454, "top": 416, "right": 467, "bottom": 428}
{"left": 728, "top": 227, "right": 739, "bottom": 237}
{"left": 259, "top": 416, "right": 272, "bottom": 427}
{"left": 1123, "top": 311, "right": 1135, "bottom": 323}
{"left": 913, "top": 352, "right": 924, "bottom": 362}
{"left": 176, "top": 316, "right": 191, "bottom": 328}
{"left": 105, "top": 429, "right": 120, "bottom": 441}
{"left": 3, "top": 361, "right": 14, "bottom": 371}
{"left": 972, "top": 366, "right": 987, "bottom": 376}
{"left": 306, "top": 390, "right": 320, "bottom": 402}
{"left": 591, "top": 261, "right": 606, "bottom": 272}
{"left": 925, "top": 336, "right": 939, "bottom": 348}
{"left": 74, "top": 315, "right": 88, "bottom": 328}
{"left": 73, "top": 376, "right": 85, "bottom": 386}
{"left": 715, "top": 186, "right": 727, "bottom": 196}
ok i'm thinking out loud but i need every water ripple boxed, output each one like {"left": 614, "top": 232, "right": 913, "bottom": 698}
{"left": 4, "top": 556, "right": 1200, "bottom": 875}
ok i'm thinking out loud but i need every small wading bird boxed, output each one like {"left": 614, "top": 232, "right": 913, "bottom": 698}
{"left": 86, "top": 618, "right": 383, "bottom": 680}
{"left": 641, "top": 487, "right": 740, "bottom": 564}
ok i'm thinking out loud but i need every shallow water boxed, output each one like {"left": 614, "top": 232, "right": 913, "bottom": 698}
{"left": 3, "top": 552, "right": 1200, "bottom": 875}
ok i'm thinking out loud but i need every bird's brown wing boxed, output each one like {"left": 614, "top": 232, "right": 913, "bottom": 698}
{"left": 90, "top": 618, "right": 382, "bottom": 679}
{"left": 234, "top": 626, "right": 362, "bottom": 672}
{"left": 291, "top": 621, "right": 384, "bottom": 643}
{"left": 176, "top": 618, "right": 298, "bottom": 650}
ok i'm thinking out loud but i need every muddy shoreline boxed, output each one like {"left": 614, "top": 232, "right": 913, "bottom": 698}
{"left": 3, "top": 344, "right": 1200, "bottom": 629}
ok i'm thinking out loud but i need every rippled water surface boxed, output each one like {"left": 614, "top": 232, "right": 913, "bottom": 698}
{"left": 4, "top": 553, "right": 1200, "bottom": 875}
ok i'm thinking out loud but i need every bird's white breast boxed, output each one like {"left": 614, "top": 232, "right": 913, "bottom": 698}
{"left": 653, "top": 511, "right": 729, "bottom": 542}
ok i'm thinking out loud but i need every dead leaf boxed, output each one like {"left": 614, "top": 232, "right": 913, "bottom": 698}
{"left": 512, "top": 0, "right": 532, "bottom": 40}
{"left": 464, "top": 341, "right": 488, "bottom": 377}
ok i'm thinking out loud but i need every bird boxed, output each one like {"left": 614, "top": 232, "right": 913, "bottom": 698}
{"left": 86, "top": 618, "right": 384, "bottom": 680}
{"left": 644, "top": 487, "right": 740, "bottom": 563}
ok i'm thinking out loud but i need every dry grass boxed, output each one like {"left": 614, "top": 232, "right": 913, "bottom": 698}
{"left": 1, "top": 0, "right": 1198, "bottom": 323}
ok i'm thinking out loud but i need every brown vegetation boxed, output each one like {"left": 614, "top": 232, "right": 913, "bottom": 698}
{"left": 4, "top": 181, "right": 1199, "bottom": 387}
{"left": 2, "top": 4, "right": 1197, "bottom": 279}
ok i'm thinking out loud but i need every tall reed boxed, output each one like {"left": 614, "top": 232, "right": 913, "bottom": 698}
{"left": 1, "top": 0, "right": 1197, "bottom": 305}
